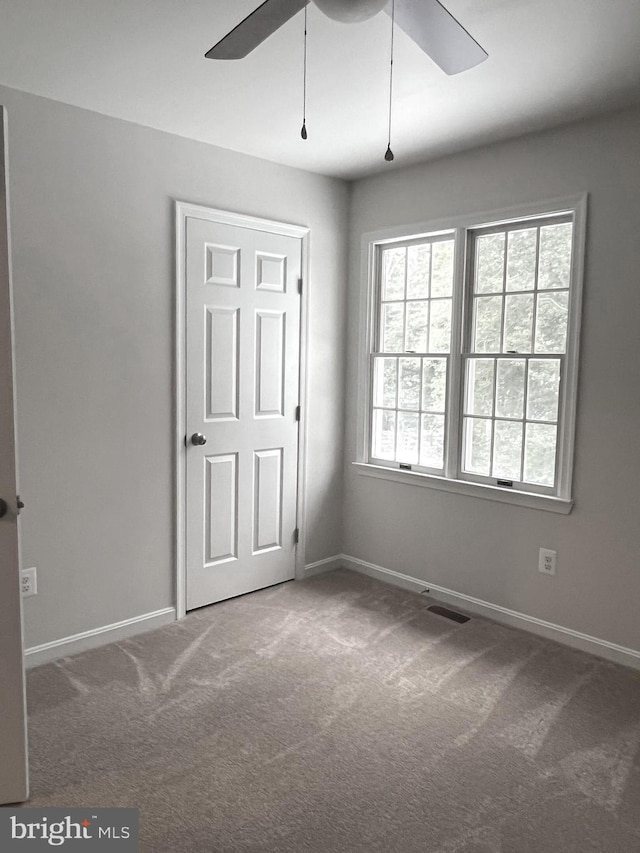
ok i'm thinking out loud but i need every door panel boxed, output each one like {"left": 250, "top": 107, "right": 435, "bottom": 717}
{"left": 253, "top": 448, "right": 283, "bottom": 552}
{"left": 204, "top": 453, "right": 238, "bottom": 565}
{"left": 255, "top": 310, "right": 285, "bottom": 416}
{"left": 0, "top": 106, "right": 29, "bottom": 804}
{"left": 186, "top": 216, "right": 301, "bottom": 610}
{"left": 206, "top": 306, "right": 239, "bottom": 420}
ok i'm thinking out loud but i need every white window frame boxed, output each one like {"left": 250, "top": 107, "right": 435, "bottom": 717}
{"left": 354, "top": 194, "right": 587, "bottom": 514}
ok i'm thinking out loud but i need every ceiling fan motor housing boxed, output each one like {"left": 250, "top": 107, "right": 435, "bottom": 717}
{"left": 313, "top": 0, "right": 388, "bottom": 24}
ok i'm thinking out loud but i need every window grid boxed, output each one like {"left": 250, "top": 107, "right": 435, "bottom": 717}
{"left": 371, "top": 234, "right": 455, "bottom": 474}
{"left": 530, "top": 227, "right": 541, "bottom": 352}
{"left": 458, "top": 215, "right": 572, "bottom": 492}
{"left": 463, "top": 353, "right": 563, "bottom": 489}
{"left": 370, "top": 354, "right": 449, "bottom": 471}
{"left": 367, "top": 209, "right": 579, "bottom": 500}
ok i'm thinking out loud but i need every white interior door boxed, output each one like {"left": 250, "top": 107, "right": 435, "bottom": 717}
{"left": 0, "top": 106, "right": 29, "bottom": 805}
{"left": 185, "top": 212, "right": 303, "bottom": 610}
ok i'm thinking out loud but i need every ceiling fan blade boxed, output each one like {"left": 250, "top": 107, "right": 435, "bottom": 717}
{"left": 206, "top": 0, "right": 309, "bottom": 60}
{"left": 389, "top": 0, "right": 487, "bottom": 75}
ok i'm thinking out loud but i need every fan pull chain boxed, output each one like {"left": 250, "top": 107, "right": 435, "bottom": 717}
{"left": 385, "top": 0, "right": 396, "bottom": 162}
{"left": 301, "top": 5, "right": 308, "bottom": 140}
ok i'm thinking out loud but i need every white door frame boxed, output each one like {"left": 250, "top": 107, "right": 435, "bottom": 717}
{"left": 174, "top": 201, "right": 310, "bottom": 619}
{"left": 0, "top": 105, "right": 29, "bottom": 804}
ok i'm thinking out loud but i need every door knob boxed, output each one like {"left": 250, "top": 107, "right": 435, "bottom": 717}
{"left": 0, "top": 498, "right": 7, "bottom": 518}
{"left": 191, "top": 432, "right": 207, "bottom": 446}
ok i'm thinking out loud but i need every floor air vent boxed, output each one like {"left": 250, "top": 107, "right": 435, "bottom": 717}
{"left": 428, "top": 605, "right": 470, "bottom": 624}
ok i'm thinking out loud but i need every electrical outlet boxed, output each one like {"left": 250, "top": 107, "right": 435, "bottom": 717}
{"left": 538, "top": 548, "right": 556, "bottom": 576}
{"left": 21, "top": 567, "right": 37, "bottom": 597}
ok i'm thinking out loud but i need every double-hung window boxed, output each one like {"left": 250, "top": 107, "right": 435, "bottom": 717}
{"left": 360, "top": 198, "right": 585, "bottom": 512}
{"left": 372, "top": 234, "right": 455, "bottom": 472}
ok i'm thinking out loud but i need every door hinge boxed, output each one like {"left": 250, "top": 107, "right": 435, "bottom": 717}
{"left": 295, "top": 405, "right": 301, "bottom": 422}
{"left": 297, "top": 277, "right": 303, "bottom": 295}
{"left": 293, "top": 528, "right": 300, "bottom": 545}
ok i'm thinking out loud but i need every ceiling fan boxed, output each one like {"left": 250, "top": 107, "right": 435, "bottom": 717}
{"left": 205, "top": 0, "right": 488, "bottom": 76}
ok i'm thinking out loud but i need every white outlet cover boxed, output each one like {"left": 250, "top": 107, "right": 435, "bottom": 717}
{"left": 20, "top": 567, "right": 37, "bottom": 597}
{"left": 538, "top": 548, "right": 557, "bottom": 575}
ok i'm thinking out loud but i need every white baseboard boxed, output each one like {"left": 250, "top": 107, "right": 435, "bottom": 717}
{"left": 341, "top": 555, "right": 426, "bottom": 594}
{"left": 24, "top": 560, "right": 640, "bottom": 672}
{"left": 24, "top": 607, "right": 177, "bottom": 668}
{"left": 342, "top": 555, "right": 640, "bottom": 672}
{"left": 303, "top": 555, "right": 344, "bottom": 578}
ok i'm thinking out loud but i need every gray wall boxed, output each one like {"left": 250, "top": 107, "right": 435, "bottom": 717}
{"left": 345, "top": 106, "right": 640, "bottom": 652}
{"left": 0, "top": 85, "right": 349, "bottom": 649}
{"left": 6, "top": 79, "right": 639, "bottom": 657}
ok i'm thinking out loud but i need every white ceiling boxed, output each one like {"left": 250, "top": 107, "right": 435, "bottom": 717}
{"left": 0, "top": 0, "right": 639, "bottom": 180}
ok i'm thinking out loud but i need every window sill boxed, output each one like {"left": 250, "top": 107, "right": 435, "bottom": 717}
{"left": 353, "top": 463, "right": 574, "bottom": 514}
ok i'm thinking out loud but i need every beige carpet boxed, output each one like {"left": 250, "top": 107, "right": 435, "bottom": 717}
{"left": 23, "top": 569, "right": 640, "bottom": 852}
